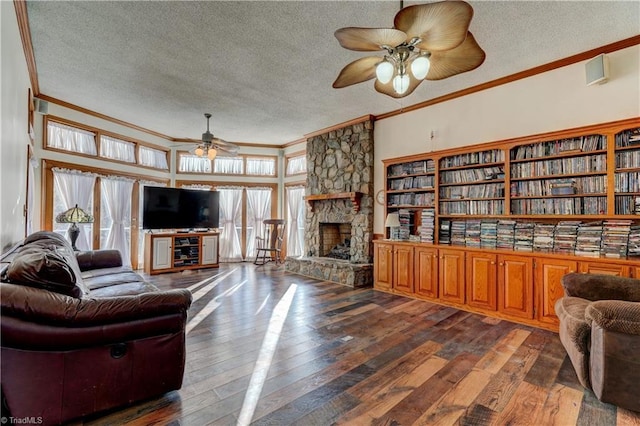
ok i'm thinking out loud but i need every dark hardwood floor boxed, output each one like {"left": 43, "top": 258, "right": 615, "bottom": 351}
{"left": 82, "top": 264, "right": 640, "bottom": 425}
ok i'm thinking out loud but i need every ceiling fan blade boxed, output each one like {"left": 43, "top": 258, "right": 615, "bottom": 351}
{"left": 334, "top": 27, "right": 407, "bottom": 51}
{"left": 374, "top": 74, "right": 422, "bottom": 98}
{"left": 333, "top": 56, "right": 382, "bottom": 89}
{"left": 426, "top": 32, "right": 486, "bottom": 80}
{"left": 394, "top": 1, "right": 472, "bottom": 52}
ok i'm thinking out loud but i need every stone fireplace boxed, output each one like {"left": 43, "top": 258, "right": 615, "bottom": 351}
{"left": 285, "top": 117, "right": 374, "bottom": 288}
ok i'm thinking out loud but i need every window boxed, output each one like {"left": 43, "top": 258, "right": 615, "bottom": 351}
{"left": 100, "top": 135, "right": 135, "bottom": 163}
{"left": 286, "top": 154, "right": 307, "bottom": 176}
{"left": 52, "top": 168, "right": 97, "bottom": 251}
{"left": 47, "top": 121, "right": 97, "bottom": 155}
{"left": 100, "top": 177, "right": 134, "bottom": 267}
{"left": 286, "top": 186, "right": 306, "bottom": 257}
{"left": 179, "top": 154, "right": 212, "bottom": 173}
{"left": 246, "top": 157, "right": 276, "bottom": 176}
{"left": 214, "top": 157, "right": 244, "bottom": 174}
{"left": 246, "top": 188, "right": 272, "bottom": 258}
{"left": 218, "top": 187, "right": 243, "bottom": 261}
{"left": 139, "top": 146, "right": 169, "bottom": 170}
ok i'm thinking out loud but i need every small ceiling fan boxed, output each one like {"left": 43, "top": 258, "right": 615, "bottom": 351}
{"left": 174, "top": 113, "right": 239, "bottom": 160}
{"left": 333, "top": 0, "right": 485, "bottom": 98}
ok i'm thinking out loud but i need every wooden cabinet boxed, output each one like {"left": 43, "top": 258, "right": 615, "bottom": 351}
{"left": 393, "top": 245, "right": 414, "bottom": 294}
{"left": 498, "top": 255, "right": 534, "bottom": 320}
{"left": 202, "top": 234, "right": 219, "bottom": 265}
{"left": 144, "top": 231, "right": 220, "bottom": 274}
{"left": 579, "top": 261, "right": 630, "bottom": 277}
{"left": 415, "top": 246, "right": 438, "bottom": 299}
{"left": 373, "top": 240, "right": 639, "bottom": 332}
{"left": 466, "top": 252, "right": 497, "bottom": 311}
{"left": 535, "top": 258, "right": 577, "bottom": 326}
{"left": 149, "top": 236, "right": 172, "bottom": 271}
{"left": 439, "top": 248, "right": 465, "bottom": 305}
{"left": 374, "top": 242, "right": 394, "bottom": 291}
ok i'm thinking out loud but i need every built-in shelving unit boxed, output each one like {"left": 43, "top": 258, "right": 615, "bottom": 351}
{"left": 381, "top": 118, "right": 640, "bottom": 258}
{"left": 377, "top": 118, "right": 640, "bottom": 331}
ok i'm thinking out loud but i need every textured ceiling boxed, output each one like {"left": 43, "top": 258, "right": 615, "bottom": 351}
{"left": 26, "top": 1, "right": 640, "bottom": 145}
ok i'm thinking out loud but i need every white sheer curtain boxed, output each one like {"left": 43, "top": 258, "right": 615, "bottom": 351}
{"left": 214, "top": 157, "right": 243, "bottom": 174}
{"left": 100, "top": 135, "right": 135, "bottom": 162}
{"left": 47, "top": 122, "right": 97, "bottom": 155}
{"left": 218, "top": 187, "right": 243, "bottom": 262}
{"left": 139, "top": 146, "right": 169, "bottom": 169}
{"left": 286, "top": 155, "right": 307, "bottom": 175}
{"left": 52, "top": 168, "right": 96, "bottom": 250}
{"left": 101, "top": 176, "right": 134, "bottom": 266}
{"left": 246, "top": 158, "right": 276, "bottom": 176}
{"left": 246, "top": 188, "right": 272, "bottom": 259}
{"left": 179, "top": 155, "right": 212, "bottom": 173}
{"left": 286, "top": 186, "right": 306, "bottom": 257}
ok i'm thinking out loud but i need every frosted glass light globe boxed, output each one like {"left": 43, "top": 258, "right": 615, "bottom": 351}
{"left": 411, "top": 56, "right": 430, "bottom": 80}
{"left": 376, "top": 60, "right": 394, "bottom": 84}
{"left": 392, "top": 74, "right": 410, "bottom": 94}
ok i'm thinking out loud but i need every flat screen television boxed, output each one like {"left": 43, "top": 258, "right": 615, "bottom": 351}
{"left": 142, "top": 187, "right": 219, "bottom": 230}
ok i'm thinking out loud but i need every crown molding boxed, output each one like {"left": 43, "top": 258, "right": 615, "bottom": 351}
{"left": 14, "top": 0, "right": 39, "bottom": 94}
{"left": 304, "top": 115, "right": 375, "bottom": 139}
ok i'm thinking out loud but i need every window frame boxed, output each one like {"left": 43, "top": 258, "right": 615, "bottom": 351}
{"left": 175, "top": 151, "right": 278, "bottom": 177}
{"left": 285, "top": 150, "right": 307, "bottom": 177}
{"left": 44, "top": 116, "right": 170, "bottom": 171}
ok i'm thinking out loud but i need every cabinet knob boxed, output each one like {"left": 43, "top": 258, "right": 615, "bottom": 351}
{"left": 499, "top": 263, "right": 504, "bottom": 266}
{"left": 491, "top": 261, "right": 495, "bottom": 265}
{"left": 570, "top": 270, "right": 576, "bottom": 273}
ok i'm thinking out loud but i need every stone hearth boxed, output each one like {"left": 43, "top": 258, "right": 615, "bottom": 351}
{"left": 286, "top": 118, "right": 374, "bottom": 288}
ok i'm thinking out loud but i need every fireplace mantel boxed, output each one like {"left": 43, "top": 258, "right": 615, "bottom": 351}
{"left": 305, "top": 192, "right": 363, "bottom": 213}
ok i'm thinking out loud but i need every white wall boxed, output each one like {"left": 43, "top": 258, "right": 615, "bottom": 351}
{"left": 0, "top": 2, "right": 32, "bottom": 251}
{"left": 373, "top": 45, "right": 640, "bottom": 234}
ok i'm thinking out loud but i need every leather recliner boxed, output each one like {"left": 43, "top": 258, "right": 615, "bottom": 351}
{"left": 555, "top": 272, "right": 640, "bottom": 412}
{"left": 1, "top": 231, "right": 192, "bottom": 425}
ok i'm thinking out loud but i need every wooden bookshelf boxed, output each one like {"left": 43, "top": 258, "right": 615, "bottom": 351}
{"left": 378, "top": 118, "right": 640, "bottom": 331}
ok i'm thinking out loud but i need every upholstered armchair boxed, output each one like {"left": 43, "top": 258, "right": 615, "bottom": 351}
{"left": 555, "top": 273, "right": 640, "bottom": 412}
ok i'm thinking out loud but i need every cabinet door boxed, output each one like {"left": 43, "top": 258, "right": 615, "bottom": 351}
{"left": 535, "top": 258, "right": 577, "bottom": 325}
{"left": 467, "top": 253, "right": 497, "bottom": 311}
{"left": 632, "top": 267, "right": 640, "bottom": 279}
{"left": 438, "top": 249, "right": 465, "bottom": 304}
{"left": 498, "top": 255, "right": 534, "bottom": 320}
{"left": 374, "top": 243, "right": 394, "bottom": 291}
{"left": 415, "top": 246, "right": 438, "bottom": 299}
{"left": 152, "top": 237, "right": 173, "bottom": 270}
{"left": 393, "top": 245, "right": 414, "bottom": 294}
{"left": 579, "top": 261, "right": 630, "bottom": 277}
{"left": 202, "top": 235, "right": 219, "bottom": 265}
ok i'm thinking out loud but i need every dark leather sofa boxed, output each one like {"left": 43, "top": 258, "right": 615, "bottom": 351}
{"left": 0, "top": 231, "right": 192, "bottom": 425}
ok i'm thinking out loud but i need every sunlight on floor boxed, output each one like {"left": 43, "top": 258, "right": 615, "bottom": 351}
{"left": 237, "top": 284, "right": 298, "bottom": 426}
{"left": 255, "top": 294, "right": 271, "bottom": 316}
{"left": 185, "top": 278, "right": 247, "bottom": 334}
{"left": 188, "top": 268, "right": 237, "bottom": 303}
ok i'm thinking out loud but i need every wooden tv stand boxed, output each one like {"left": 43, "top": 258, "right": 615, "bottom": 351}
{"left": 144, "top": 231, "right": 220, "bottom": 274}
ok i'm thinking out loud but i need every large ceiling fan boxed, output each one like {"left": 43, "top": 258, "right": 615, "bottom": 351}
{"left": 175, "top": 113, "right": 239, "bottom": 160}
{"left": 333, "top": 0, "right": 485, "bottom": 98}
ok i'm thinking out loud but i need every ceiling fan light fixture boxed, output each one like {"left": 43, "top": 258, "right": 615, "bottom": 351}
{"left": 195, "top": 146, "right": 205, "bottom": 157}
{"left": 376, "top": 59, "right": 395, "bottom": 84}
{"left": 392, "top": 73, "right": 410, "bottom": 95}
{"left": 411, "top": 55, "right": 431, "bottom": 80}
{"left": 207, "top": 147, "right": 217, "bottom": 161}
